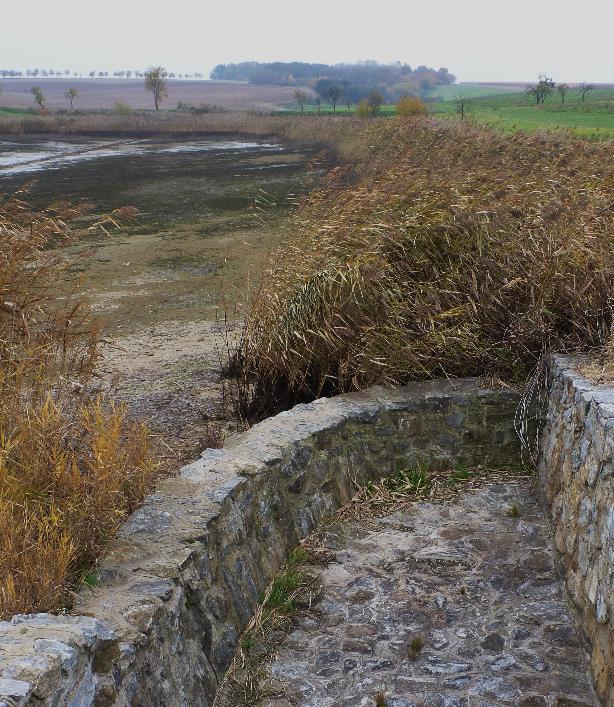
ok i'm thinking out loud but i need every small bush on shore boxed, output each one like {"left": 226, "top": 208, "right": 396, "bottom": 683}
{"left": 396, "top": 96, "right": 427, "bottom": 117}
{"left": 0, "top": 192, "right": 155, "bottom": 617}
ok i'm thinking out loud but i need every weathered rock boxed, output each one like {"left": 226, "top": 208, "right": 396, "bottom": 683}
{"left": 0, "top": 356, "right": 609, "bottom": 706}
{"left": 539, "top": 356, "right": 614, "bottom": 703}
{"left": 0, "top": 379, "right": 522, "bottom": 706}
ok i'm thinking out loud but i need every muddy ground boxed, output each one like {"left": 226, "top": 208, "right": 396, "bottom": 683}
{"left": 0, "top": 135, "right": 314, "bottom": 465}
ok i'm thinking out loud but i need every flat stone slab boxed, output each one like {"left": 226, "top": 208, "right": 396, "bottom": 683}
{"left": 259, "top": 483, "right": 594, "bottom": 706}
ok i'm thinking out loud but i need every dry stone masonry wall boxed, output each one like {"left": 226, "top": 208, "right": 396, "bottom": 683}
{"left": 0, "top": 380, "right": 521, "bottom": 706}
{"left": 0, "top": 358, "right": 611, "bottom": 706}
{"left": 538, "top": 355, "right": 614, "bottom": 703}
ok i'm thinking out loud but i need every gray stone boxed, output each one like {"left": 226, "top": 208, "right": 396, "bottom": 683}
{"left": 0, "top": 680, "right": 30, "bottom": 700}
{"left": 538, "top": 355, "right": 614, "bottom": 702}
{"left": 0, "top": 357, "right": 607, "bottom": 706}
{"left": 252, "top": 483, "right": 592, "bottom": 707}
{"left": 480, "top": 633, "right": 505, "bottom": 652}
{"left": 422, "top": 660, "right": 473, "bottom": 676}
{"left": 469, "top": 676, "right": 519, "bottom": 702}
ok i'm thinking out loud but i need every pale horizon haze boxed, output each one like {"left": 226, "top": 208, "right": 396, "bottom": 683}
{"left": 4, "top": 0, "right": 613, "bottom": 83}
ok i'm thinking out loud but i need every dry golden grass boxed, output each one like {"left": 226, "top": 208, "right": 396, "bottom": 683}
{"left": 235, "top": 117, "right": 614, "bottom": 416}
{"left": 577, "top": 335, "right": 614, "bottom": 383}
{"left": 0, "top": 190, "right": 155, "bottom": 618}
{"left": 0, "top": 110, "right": 280, "bottom": 137}
{"left": 0, "top": 111, "right": 332, "bottom": 140}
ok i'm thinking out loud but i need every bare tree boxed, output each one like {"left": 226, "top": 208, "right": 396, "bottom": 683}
{"left": 526, "top": 74, "right": 555, "bottom": 105}
{"left": 455, "top": 95, "right": 470, "bottom": 119}
{"left": 293, "top": 89, "right": 307, "bottom": 113}
{"left": 144, "top": 66, "right": 168, "bottom": 110}
{"left": 579, "top": 82, "right": 595, "bottom": 104}
{"left": 367, "top": 90, "right": 384, "bottom": 116}
{"left": 65, "top": 88, "right": 79, "bottom": 109}
{"left": 31, "top": 86, "right": 46, "bottom": 111}
{"left": 326, "top": 84, "right": 342, "bottom": 111}
{"left": 557, "top": 83, "right": 569, "bottom": 105}
{"left": 316, "top": 81, "right": 343, "bottom": 112}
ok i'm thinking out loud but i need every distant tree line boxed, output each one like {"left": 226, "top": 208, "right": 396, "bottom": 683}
{"left": 0, "top": 69, "right": 205, "bottom": 80}
{"left": 210, "top": 60, "right": 455, "bottom": 102}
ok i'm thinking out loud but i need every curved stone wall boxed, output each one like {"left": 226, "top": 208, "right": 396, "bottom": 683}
{"left": 538, "top": 355, "right": 614, "bottom": 703}
{"left": 0, "top": 379, "right": 521, "bottom": 706}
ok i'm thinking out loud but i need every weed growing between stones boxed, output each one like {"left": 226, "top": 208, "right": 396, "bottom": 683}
{"left": 507, "top": 503, "right": 520, "bottom": 517}
{"left": 408, "top": 635, "right": 425, "bottom": 660}
{"left": 374, "top": 691, "right": 388, "bottom": 706}
{"left": 336, "top": 462, "right": 533, "bottom": 524}
{"left": 213, "top": 547, "right": 322, "bottom": 706}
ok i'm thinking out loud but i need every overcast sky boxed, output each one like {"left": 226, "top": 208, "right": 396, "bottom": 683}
{"left": 4, "top": 0, "right": 613, "bottom": 83}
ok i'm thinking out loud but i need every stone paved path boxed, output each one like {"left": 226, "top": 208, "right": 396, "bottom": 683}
{"left": 259, "top": 483, "right": 595, "bottom": 706}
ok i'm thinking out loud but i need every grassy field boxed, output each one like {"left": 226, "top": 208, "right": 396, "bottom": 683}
{"left": 0, "top": 107, "right": 33, "bottom": 117}
{"left": 430, "top": 86, "right": 614, "bottom": 137}
{"left": 423, "top": 82, "right": 528, "bottom": 101}
{"left": 2, "top": 78, "right": 613, "bottom": 138}
{"left": 281, "top": 84, "right": 614, "bottom": 138}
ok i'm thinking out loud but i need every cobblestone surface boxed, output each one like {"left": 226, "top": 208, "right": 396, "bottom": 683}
{"left": 0, "top": 381, "right": 522, "bottom": 706}
{"left": 260, "top": 483, "right": 595, "bottom": 706}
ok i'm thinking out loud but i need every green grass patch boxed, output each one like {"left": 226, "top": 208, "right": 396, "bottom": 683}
{"left": 382, "top": 466, "right": 430, "bottom": 494}
{"left": 445, "top": 466, "right": 474, "bottom": 487}
{"left": 431, "top": 87, "right": 614, "bottom": 137}
{"left": 0, "top": 107, "right": 35, "bottom": 117}
{"left": 279, "top": 86, "right": 614, "bottom": 137}
{"left": 424, "top": 83, "right": 523, "bottom": 102}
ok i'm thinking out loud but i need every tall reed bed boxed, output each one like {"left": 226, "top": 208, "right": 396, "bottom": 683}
{"left": 235, "top": 117, "right": 614, "bottom": 418}
{"left": 0, "top": 110, "right": 314, "bottom": 138}
{"left": 0, "top": 191, "right": 154, "bottom": 617}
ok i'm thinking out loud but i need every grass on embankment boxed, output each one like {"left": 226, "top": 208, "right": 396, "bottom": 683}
{"left": 277, "top": 85, "right": 614, "bottom": 138}
{"left": 0, "top": 196, "right": 155, "bottom": 618}
{"left": 233, "top": 116, "right": 614, "bottom": 418}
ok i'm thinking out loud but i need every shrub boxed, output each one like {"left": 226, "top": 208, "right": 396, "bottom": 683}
{"left": 113, "top": 100, "right": 134, "bottom": 116}
{"left": 356, "top": 99, "right": 371, "bottom": 119}
{"left": 0, "top": 193, "right": 155, "bottom": 617}
{"left": 396, "top": 96, "right": 427, "bottom": 117}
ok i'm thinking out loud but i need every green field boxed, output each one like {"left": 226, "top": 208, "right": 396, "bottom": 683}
{"left": 280, "top": 84, "right": 614, "bottom": 138}
{"left": 430, "top": 86, "right": 614, "bottom": 137}
{"left": 0, "top": 107, "right": 34, "bottom": 118}
{"left": 423, "top": 82, "right": 525, "bottom": 101}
